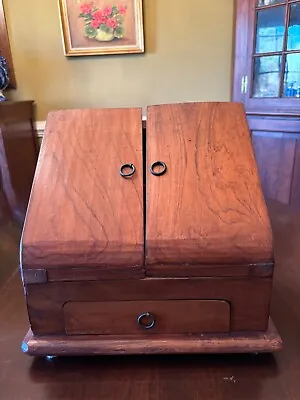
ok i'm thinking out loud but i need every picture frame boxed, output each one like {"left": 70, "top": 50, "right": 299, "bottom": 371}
{"left": 58, "top": 0, "right": 144, "bottom": 56}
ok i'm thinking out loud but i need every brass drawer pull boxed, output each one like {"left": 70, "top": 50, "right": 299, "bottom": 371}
{"left": 137, "top": 312, "right": 155, "bottom": 329}
{"left": 120, "top": 163, "right": 136, "bottom": 178}
{"left": 150, "top": 161, "right": 167, "bottom": 176}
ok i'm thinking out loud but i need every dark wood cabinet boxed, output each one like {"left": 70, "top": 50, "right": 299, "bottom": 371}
{"left": 233, "top": 0, "right": 300, "bottom": 207}
{"left": 0, "top": 101, "right": 38, "bottom": 224}
{"left": 248, "top": 114, "right": 300, "bottom": 205}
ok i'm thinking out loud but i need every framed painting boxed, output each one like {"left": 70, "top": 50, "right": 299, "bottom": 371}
{"left": 58, "top": 0, "right": 144, "bottom": 56}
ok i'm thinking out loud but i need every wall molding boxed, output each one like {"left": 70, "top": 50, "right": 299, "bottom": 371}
{"left": 34, "top": 121, "right": 46, "bottom": 138}
{"left": 34, "top": 115, "right": 147, "bottom": 138}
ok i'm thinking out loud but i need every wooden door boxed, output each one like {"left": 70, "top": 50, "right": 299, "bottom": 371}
{"left": 145, "top": 102, "right": 273, "bottom": 274}
{"left": 233, "top": 0, "right": 300, "bottom": 206}
{"left": 21, "top": 108, "right": 144, "bottom": 279}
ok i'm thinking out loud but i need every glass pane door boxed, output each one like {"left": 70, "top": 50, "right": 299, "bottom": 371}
{"left": 252, "top": 0, "right": 300, "bottom": 99}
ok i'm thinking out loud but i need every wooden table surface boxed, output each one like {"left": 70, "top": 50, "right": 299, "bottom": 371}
{"left": 1, "top": 200, "right": 300, "bottom": 400}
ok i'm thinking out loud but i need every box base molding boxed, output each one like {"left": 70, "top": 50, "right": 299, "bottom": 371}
{"left": 22, "top": 319, "right": 282, "bottom": 356}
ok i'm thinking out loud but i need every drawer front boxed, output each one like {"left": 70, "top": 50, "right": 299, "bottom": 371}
{"left": 63, "top": 300, "right": 230, "bottom": 335}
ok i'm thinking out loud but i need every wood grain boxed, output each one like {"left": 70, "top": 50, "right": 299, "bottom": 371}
{"left": 146, "top": 102, "right": 273, "bottom": 267}
{"left": 21, "top": 108, "right": 144, "bottom": 274}
{"left": 22, "top": 319, "right": 282, "bottom": 356}
{"left": 63, "top": 300, "right": 230, "bottom": 335}
{"left": 26, "top": 277, "right": 272, "bottom": 335}
{"left": 34, "top": 262, "right": 273, "bottom": 282}
{"left": 46, "top": 265, "right": 145, "bottom": 282}
{"left": 146, "top": 263, "right": 273, "bottom": 278}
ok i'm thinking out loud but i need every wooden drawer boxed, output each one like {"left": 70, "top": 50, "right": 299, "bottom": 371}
{"left": 63, "top": 300, "right": 230, "bottom": 335}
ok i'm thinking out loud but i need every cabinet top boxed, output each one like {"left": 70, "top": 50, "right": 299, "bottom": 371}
{"left": 21, "top": 103, "right": 273, "bottom": 279}
{"left": 0, "top": 100, "right": 34, "bottom": 106}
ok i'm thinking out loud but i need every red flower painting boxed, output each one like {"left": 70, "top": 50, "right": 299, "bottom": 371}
{"left": 102, "top": 6, "right": 113, "bottom": 17}
{"left": 80, "top": 3, "right": 92, "bottom": 14}
{"left": 118, "top": 4, "right": 127, "bottom": 14}
{"left": 79, "top": 2, "right": 128, "bottom": 42}
{"left": 106, "top": 18, "right": 118, "bottom": 29}
{"left": 59, "top": 0, "right": 144, "bottom": 56}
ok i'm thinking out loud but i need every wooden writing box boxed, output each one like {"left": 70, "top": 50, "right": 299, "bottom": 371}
{"left": 20, "top": 102, "right": 282, "bottom": 356}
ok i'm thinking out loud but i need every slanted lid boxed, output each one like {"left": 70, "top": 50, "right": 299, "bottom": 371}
{"left": 145, "top": 102, "right": 273, "bottom": 275}
{"left": 21, "top": 108, "right": 144, "bottom": 279}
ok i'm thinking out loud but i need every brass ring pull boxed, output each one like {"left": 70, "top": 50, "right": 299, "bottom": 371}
{"left": 120, "top": 163, "right": 136, "bottom": 178}
{"left": 137, "top": 312, "right": 155, "bottom": 329}
{"left": 150, "top": 161, "right": 167, "bottom": 176}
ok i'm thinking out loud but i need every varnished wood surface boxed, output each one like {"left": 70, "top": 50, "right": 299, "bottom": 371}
{"left": 21, "top": 108, "right": 144, "bottom": 274}
{"left": 23, "top": 320, "right": 281, "bottom": 356}
{"left": 146, "top": 262, "right": 273, "bottom": 278}
{"left": 46, "top": 265, "right": 145, "bottom": 282}
{"left": 63, "top": 300, "right": 230, "bottom": 335}
{"left": 26, "top": 276, "right": 271, "bottom": 335}
{"left": 146, "top": 102, "right": 273, "bottom": 267}
{"left": 1, "top": 200, "right": 300, "bottom": 399}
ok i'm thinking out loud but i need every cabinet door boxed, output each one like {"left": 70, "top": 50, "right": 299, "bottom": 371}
{"left": 21, "top": 108, "right": 144, "bottom": 277}
{"left": 233, "top": 0, "right": 300, "bottom": 207}
{"left": 145, "top": 102, "right": 273, "bottom": 271}
{"left": 250, "top": 116, "right": 300, "bottom": 205}
{"left": 234, "top": 0, "right": 300, "bottom": 114}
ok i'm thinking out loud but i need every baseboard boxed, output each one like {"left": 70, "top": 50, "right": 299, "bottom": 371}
{"left": 34, "top": 121, "right": 46, "bottom": 138}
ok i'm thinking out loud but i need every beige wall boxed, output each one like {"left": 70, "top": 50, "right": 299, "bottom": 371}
{"left": 4, "top": 0, "right": 235, "bottom": 121}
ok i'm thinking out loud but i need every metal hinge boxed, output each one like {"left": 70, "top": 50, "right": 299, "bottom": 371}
{"left": 241, "top": 75, "right": 248, "bottom": 94}
{"left": 22, "top": 269, "right": 48, "bottom": 285}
